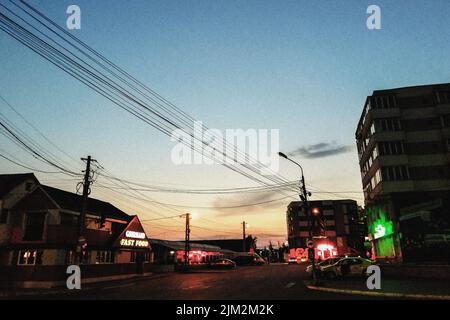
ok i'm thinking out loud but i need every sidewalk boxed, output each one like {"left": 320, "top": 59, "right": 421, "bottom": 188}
{"left": 305, "top": 277, "right": 450, "bottom": 300}
{"left": 0, "top": 273, "right": 169, "bottom": 299}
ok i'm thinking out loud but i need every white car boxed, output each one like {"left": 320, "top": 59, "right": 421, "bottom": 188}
{"left": 306, "top": 257, "right": 342, "bottom": 274}
{"left": 319, "top": 257, "right": 376, "bottom": 279}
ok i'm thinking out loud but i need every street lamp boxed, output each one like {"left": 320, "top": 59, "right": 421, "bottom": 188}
{"left": 278, "top": 152, "right": 317, "bottom": 282}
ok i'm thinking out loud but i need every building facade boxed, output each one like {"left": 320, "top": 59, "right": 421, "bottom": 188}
{"left": 355, "top": 83, "right": 450, "bottom": 262}
{"left": 287, "top": 199, "right": 365, "bottom": 261}
{"left": 0, "top": 173, "right": 151, "bottom": 287}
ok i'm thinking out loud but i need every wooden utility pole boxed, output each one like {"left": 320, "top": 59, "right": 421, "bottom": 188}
{"left": 78, "top": 156, "right": 94, "bottom": 264}
{"left": 184, "top": 213, "right": 191, "bottom": 271}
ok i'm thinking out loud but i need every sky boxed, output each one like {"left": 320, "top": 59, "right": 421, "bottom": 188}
{"left": 1, "top": 0, "right": 450, "bottom": 247}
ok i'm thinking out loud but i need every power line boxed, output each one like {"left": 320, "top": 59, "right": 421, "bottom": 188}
{"left": 0, "top": 1, "right": 299, "bottom": 198}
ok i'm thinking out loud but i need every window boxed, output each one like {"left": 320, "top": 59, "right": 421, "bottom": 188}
{"left": 130, "top": 252, "right": 149, "bottom": 263}
{"left": 370, "top": 169, "right": 382, "bottom": 188}
{"left": 17, "top": 250, "right": 43, "bottom": 265}
{"left": 0, "top": 208, "right": 8, "bottom": 224}
{"left": 96, "top": 250, "right": 114, "bottom": 264}
{"left": 375, "top": 118, "right": 402, "bottom": 132}
{"left": 378, "top": 141, "right": 405, "bottom": 155}
{"left": 381, "top": 166, "right": 410, "bottom": 181}
{"left": 60, "top": 213, "right": 78, "bottom": 226}
{"left": 23, "top": 212, "right": 46, "bottom": 241}
{"left": 436, "top": 91, "right": 450, "bottom": 104}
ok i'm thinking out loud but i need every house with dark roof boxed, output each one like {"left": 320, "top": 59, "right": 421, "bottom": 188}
{"left": 0, "top": 173, "right": 152, "bottom": 287}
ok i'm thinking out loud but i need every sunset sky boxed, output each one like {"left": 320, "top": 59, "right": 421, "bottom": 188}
{"left": 1, "top": 0, "right": 450, "bottom": 247}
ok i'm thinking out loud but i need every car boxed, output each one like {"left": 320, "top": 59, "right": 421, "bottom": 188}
{"left": 209, "top": 259, "right": 236, "bottom": 269}
{"left": 318, "top": 257, "right": 376, "bottom": 279}
{"left": 306, "top": 257, "right": 342, "bottom": 274}
{"left": 288, "top": 257, "right": 298, "bottom": 264}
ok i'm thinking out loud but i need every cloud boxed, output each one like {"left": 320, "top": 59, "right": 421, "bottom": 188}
{"left": 288, "top": 141, "right": 354, "bottom": 159}
{"left": 212, "top": 191, "right": 292, "bottom": 217}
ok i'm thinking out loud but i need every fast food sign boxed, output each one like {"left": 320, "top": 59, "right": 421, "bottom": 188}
{"left": 114, "top": 216, "right": 151, "bottom": 249}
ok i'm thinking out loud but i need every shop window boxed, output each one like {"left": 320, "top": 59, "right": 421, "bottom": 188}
{"left": 17, "top": 250, "right": 43, "bottom": 265}
{"left": 23, "top": 212, "right": 46, "bottom": 241}
{"left": 96, "top": 250, "right": 114, "bottom": 264}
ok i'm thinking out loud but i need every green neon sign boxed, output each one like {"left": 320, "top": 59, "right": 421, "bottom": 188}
{"left": 367, "top": 206, "right": 394, "bottom": 240}
{"left": 372, "top": 219, "right": 393, "bottom": 240}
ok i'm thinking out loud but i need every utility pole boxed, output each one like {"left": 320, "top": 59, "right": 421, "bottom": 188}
{"left": 242, "top": 221, "right": 247, "bottom": 252}
{"left": 78, "top": 155, "right": 94, "bottom": 264}
{"left": 300, "top": 173, "right": 317, "bottom": 279}
{"left": 184, "top": 213, "right": 191, "bottom": 271}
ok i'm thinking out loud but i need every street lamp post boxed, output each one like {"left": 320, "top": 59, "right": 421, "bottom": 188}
{"left": 278, "top": 152, "right": 317, "bottom": 282}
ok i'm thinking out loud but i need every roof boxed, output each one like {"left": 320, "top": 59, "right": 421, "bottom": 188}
{"left": 372, "top": 82, "right": 450, "bottom": 96}
{"left": 0, "top": 173, "right": 37, "bottom": 198}
{"left": 288, "top": 199, "right": 357, "bottom": 208}
{"left": 149, "top": 238, "right": 234, "bottom": 253}
{"left": 41, "top": 185, "right": 130, "bottom": 221}
{"left": 189, "top": 239, "right": 254, "bottom": 252}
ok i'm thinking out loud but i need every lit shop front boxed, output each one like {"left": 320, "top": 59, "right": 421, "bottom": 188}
{"left": 289, "top": 240, "right": 338, "bottom": 262}
{"left": 149, "top": 239, "right": 234, "bottom": 265}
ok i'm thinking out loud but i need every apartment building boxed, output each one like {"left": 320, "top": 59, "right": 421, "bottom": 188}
{"left": 287, "top": 199, "right": 366, "bottom": 261}
{"left": 355, "top": 83, "right": 450, "bottom": 262}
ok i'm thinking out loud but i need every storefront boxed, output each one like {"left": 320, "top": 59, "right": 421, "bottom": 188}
{"left": 150, "top": 238, "right": 234, "bottom": 265}
{"left": 0, "top": 176, "right": 152, "bottom": 287}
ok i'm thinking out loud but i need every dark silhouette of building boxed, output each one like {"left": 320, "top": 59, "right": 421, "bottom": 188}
{"left": 287, "top": 199, "right": 365, "bottom": 260}
{"left": 0, "top": 173, "right": 152, "bottom": 287}
{"left": 190, "top": 236, "right": 256, "bottom": 253}
{"left": 355, "top": 83, "right": 450, "bottom": 262}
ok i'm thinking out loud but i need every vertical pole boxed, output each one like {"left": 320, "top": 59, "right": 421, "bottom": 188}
{"left": 242, "top": 221, "right": 246, "bottom": 252}
{"left": 184, "top": 213, "right": 190, "bottom": 271}
{"left": 78, "top": 155, "right": 92, "bottom": 264}
{"left": 302, "top": 174, "right": 316, "bottom": 281}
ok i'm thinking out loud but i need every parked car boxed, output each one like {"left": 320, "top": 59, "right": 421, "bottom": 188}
{"left": 316, "top": 257, "right": 376, "bottom": 279}
{"left": 288, "top": 257, "right": 298, "bottom": 264}
{"left": 306, "top": 257, "right": 342, "bottom": 274}
{"left": 209, "top": 259, "right": 237, "bottom": 270}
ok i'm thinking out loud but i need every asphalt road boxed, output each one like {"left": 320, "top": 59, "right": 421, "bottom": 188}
{"left": 21, "top": 263, "right": 375, "bottom": 300}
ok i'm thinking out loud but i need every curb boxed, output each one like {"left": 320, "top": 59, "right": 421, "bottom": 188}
{"left": 306, "top": 284, "right": 450, "bottom": 300}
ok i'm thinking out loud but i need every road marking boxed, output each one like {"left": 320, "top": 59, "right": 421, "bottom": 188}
{"left": 306, "top": 284, "right": 450, "bottom": 300}
{"left": 182, "top": 285, "right": 211, "bottom": 290}
{"left": 285, "top": 282, "right": 296, "bottom": 288}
